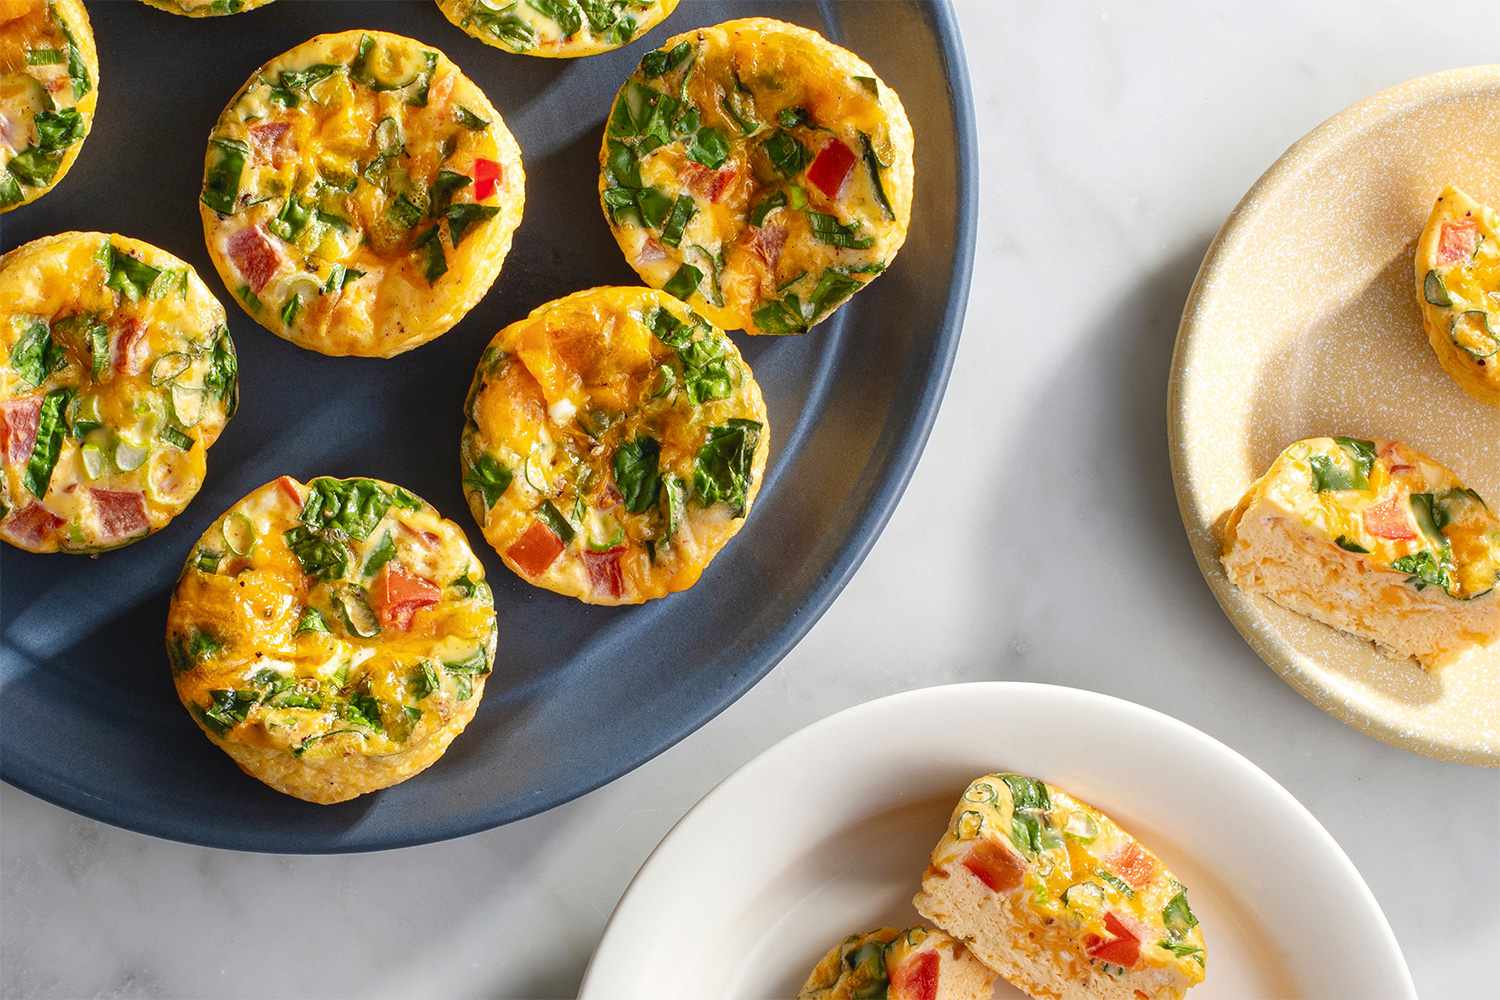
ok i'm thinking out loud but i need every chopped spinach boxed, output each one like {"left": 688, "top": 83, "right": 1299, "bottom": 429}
{"left": 764, "top": 130, "right": 810, "bottom": 176}
{"left": 1162, "top": 891, "right": 1199, "bottom": 938}
{"left": 199, "top": 688, "right": 257, "bottom": 736}
{"left": 613, "top": 436, "right": 662, "bottom": 513}
{"left": 416, "top": 225, "right": 448, "bottom": 283}
{"left": 455, "top": 105, "right": 490, "bottom": 130}
{"left": 446, "top": 203, "right": 500, "bottom": 245}
{"left": 464, "top": 453, "right": 514, "bottom": 509}
{"left": 201, "top": 138, "right": 249, "bottom": 215}
{"left": 663, "top": 264, "right": 702, "bottom": 301}
{"left": 294, "top": 607, "right": 330, "bottom": 635}
{"left": 468, "top": 1, "right": 537, "bottom": 50}
{"left": 659, "top": 194, "right": 696, "bottom": 248}
{"left": 641, "top": 40, "right": 692, "bottom": 77}
{"left": 660, "top": 473, "right": 686, "bottom": 539}
{"left": 98, "top": 241, "right": 162, "bottom": 302}
{"left": 1334, "top": 535, "right": 1369, "bottom": 554}
{"left": 428, "top": 169, "right": 472, "bottom": 215}
{"left": 23, "top": 388, "right": 71, "bottom": 498}
{"left": 267, "top": 63, "right": 338, "bottom": 107}
{"left": 806, "top": 211, "right": 874, "bottom": 249}
{"left": 362, "top": 530, "right": 397, "bottom": 577}
{"left": 859, "top": 131, "right": 895, "bottom": 220}
{"left": 527, "top": 0, "right": 582, "bottom": 36}
{"left": 537, "top": 500, "right": 575, "bottom": 542}
{"left": 409, "top": 660, "right": 441, "bottom": 700}
{"left": 1309, "top": 437, "right": 1375, "bottom": 492}
{"left": 9, "top": 317, "right": 53, "bottom": 388}
{"left": 692, "top": 419, "right": 761, "bottom": 516}
{"left": 686, "top": 126, "right": 730, "bottom": 170}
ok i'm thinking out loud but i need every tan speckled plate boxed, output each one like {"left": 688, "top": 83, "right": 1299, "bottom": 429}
{"left": 1170, "top": 65, "right": 1500, "bottom": 766}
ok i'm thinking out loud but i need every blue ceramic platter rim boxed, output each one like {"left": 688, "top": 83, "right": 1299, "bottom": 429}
{"left": 0, "top": 0, "right": 976, "bottom": 853}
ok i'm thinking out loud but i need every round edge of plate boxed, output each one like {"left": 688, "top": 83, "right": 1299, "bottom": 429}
{"left": 579, "top": 682, "right": 1415, "bottom": 1000}
{"left": 1168, "top": 63, "right": 1500, "bottom": 768}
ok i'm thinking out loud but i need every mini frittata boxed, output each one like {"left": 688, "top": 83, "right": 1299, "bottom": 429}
{"left": 199, "top": 30, "right": 525, "bottom": 357}
{"left": 0, "top": 233, "right": 238, "bottom": 554}
{"left": 598, "top": 17, "right": 914, "bottom": 334}
{"left": 1221, "top": 436, "right": 1500, "bottom": 668}
{"left": 461, "top": 286, "right": 769, "bottom": 605}
{"left": 798, "top": 927, "right": 998, "bottom": 1000}
{"left": 166, "top": 475, "right": 498, "bottom": 804}
{"left": 140, "top": 0, "right": 275, "bottom": 16}
{"left": 435, "top": 0, "right": 678, "bottom": 59}
{"left": 1416, "top": 186, "right": 1500, "bottom": 406}
{"left": 914, "top": 773, "right": 1207, "bottom": 1000}
{"left": 1, "top": 0, "right": 98, "bottom": 212}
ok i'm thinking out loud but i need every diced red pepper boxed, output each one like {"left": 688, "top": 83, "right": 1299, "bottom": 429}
{"left": 474, "top": 158, "right": 501, "bottom": 200}
{"left": 113, "top": 317, "right": 148, "bottom": 375}
{"left": 2, "top": 502, "right": 64, "bottom": 547}
{"left": 369, "top": 562, "right": 441, "bottom": 631}
{"left": 1108, "top": 841, "right": 1157, "bottom": 890}
{"left": 806, "top": 138, "right": 856, "bottom": 199}
{"left": 507, "top": 520, "right": 564, "bottom": 577}
{"left": 91, "top": 489, "right": 149, "bottom": 541}
{"left": 1085, "top": 912, "right": 1141, "bottom": 968}
{"left": 960, "top": 838, "right": 1024, "bottom": 893}
{"left": 226, "top": 225, "right": 281, "bottom": 292}
{"left": 1, "top": 395, "right": 42, "bottom": 463}
{"left": 1363, "top": 494, "right": 1416, "bottom": 540}
{"left": 1438, "top": 220, "right": 1479, "bottom": 265}
{"left": 582, "top": 546, "right": 625, "bottom": 599}
{"left": 889, "top": 949, "right": 939, "bottom": 1000}
{"left": 274, "top": 475, "right": 304, "bottom": 508}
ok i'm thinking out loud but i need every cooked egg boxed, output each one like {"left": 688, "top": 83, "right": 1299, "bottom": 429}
{"left": 198, "top": 29, "right": 525, "bottom": 357}
{"left": 434, "top": 0, "right": 678, "bottom": 58}
{"left": 139, "top": 0, "right": 275, "bottom": 16}
{"left": 1416, "top": 186, "right": 1500, "bottom": 406}
{"left": 0, "top": 232, "right": 237, "bottom": 554}
{"left": 597, "top": 17, "right": 914, "bottom": 334}
{"left": 798, "top": 927, "right": 997, "bottom": 1000}
{"left": 166, "top": 475, "right": 497, "bottom": 804}
{"left": 460, "top": 286, "right": 769, "bottom": 605}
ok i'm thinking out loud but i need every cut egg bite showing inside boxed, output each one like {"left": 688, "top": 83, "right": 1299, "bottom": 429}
{"left": 598, "top": 17, "right": 914, "bottom": 334}
{"left": 797, "top": 926, "right": 997, "bottom": 1000}
{"left": 0, "top": 233, "right": 237, "bottom": 553}
{"left": 199, "top": 29, "right": 524, "bottom": 358}
{"left": 1416, "top": 186, "right": 1500, "bottom": 406}
{"left": 166, "top": 475, "right": 497, "bottom": 804}
{"left": 461, "top": 286, "right": 769, "bottom": 605}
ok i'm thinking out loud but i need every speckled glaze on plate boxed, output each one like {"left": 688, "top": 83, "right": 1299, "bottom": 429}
{"left": 1170, "top": 65, "right": 1500, "bottom": 766}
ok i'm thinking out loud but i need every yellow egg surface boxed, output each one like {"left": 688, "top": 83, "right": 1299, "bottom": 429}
{"left": 461, "top": 286, "right": 769, "bottom": 605}
{"left": 798, "top": 927, "right": 997, "bottom": 1000}
{"left": 434, "top": 0, "right": 679, "bottom": 58}
{"left": 0, "top": 232, "right": 237, "bottom": 554}
{"left": 166, "top": 475, "right": 498, "bottom": 804}
{"left": 914, "top": 773, "right": 1207, "bottom": 1000}
{"left": 198, "top": 30, "right": 525, "bottom": 358}
{"left": 139, "top": 0, "right": 275, "bottom": 16}
{"left": 0, "top": 0, "right": 98, "bottom": 212}
{"left": 1415, "top": 185, "right": 1500, "bottom": 405}
{"left": 598, "top": 17, "right": 914, "bottom": 334}
{"left": 1221, "top": 437, "right": 1500, "bottom": 668}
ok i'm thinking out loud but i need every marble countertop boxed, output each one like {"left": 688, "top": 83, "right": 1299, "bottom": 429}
{"left": 5, "top": 1, "right": 1499, "bottom": 997}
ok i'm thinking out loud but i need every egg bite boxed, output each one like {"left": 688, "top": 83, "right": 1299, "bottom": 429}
{"left": 597, "top": 17, "right": 914, "bottom": 334}
{"left": 460, "top": 286, "right": 769, "bottom": 605}
{"left": 1221, "top": 436, "right": 1500, "bottom": 668}
{"left": 798, "top": 927, "right": 997, "bottom": 1000}
{"left": 1416, "top": 186, "right": 1500, "bottom": 406}
{"left": 199, "top": 30, "right": 525, "bottom": 358}
{"left": 166, "top": 475, "right": 498, "bottom": 804}
{"left": 139, "top": 0, "right": 274, "bottom": 16}
{"left": 434, "top": 0, "right": 678, "bottom": 58}
{"left": 914, "top": 773, "right": 1207, "bottom": 1000}
{"left": 0, "top": 0, "right": 98, "bottom": 212}
{"left": 0, "top": 233, "right": 238, "bottom": 554}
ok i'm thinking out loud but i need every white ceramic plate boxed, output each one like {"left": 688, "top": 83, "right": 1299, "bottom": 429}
{"left": 581, "top": 683, "right": 1413, "bottom": 1000}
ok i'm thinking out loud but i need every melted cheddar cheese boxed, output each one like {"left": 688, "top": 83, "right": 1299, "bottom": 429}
{"left": 0, "top": 0, "right": 97, "bottom": 212}
{"left": 435, "top": 0, "right": 678, "bottom": 58}
{"left": 166, "top": 475, "right": 497, "bottom": 804}
{"left": 598, "top": 17, "right": 914, "bottom": 334}
{"left": 198, "top": 30, "right": 525, "bottom": 357}
{"left": 0, "top": 232, "right": 237, "bottom": 554}
{"left": 1416, "top": 186, "right": 1500, "bottom": 406}
{"left": 461, "top": 286, "right": 769, "bottom": 605}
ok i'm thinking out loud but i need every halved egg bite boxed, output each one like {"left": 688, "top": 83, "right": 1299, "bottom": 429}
{"left": 0, "top": 233, "right": 237, "bottom": 554}
{"left": 139, "top": 0, "right": 275, "bottom": 16}
{"left": 166, "top": 475, "right": 498, "bottom": 804}
{"left": 461, "top": 286, "right": 769, "bottom": 605}
{"left": 434, "top": 0, "right": 678, "bottom": 58}
{"left": 914, "top": 773, "right": 1207, "bottom": 1000}
{"left": 1221, "top": 436, "right": 1500, "bottom": 668}
{"left": 199, "top": 30, "right": 525, "bottom": 358}
{"left": 1416, "top": 186, "right": 1500, "bottom": 406}
{"left": 597, "top": 17, "right": 914, "bottom": 334}
{"left": 1, "top": 0, "right": 98, "bottom": 212}
{"left": 798, "top": 927, "right": 997, "bottom": 1000}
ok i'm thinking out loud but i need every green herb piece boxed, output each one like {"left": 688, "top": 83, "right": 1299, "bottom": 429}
{"left": 687, "top": 126, "right": 730, "bottom": 170}
{"left": 537, "top": 500, "right": 575, "bottom": 542}
{"left": 362, "top": 530, "right": 397, "bottom": 577}
{"left": 1162, "top": 891, "right": 1199, "bottom": 937}
{"left": 464, "top": 454, "right": 513, "bottom": 509}
{"left": 293, "top": 729, "right": 361, "bottom": 757}
{"left": 300, "top": 477, "right": 394, "bottom": 540}
{"left": 409, "top": 660, "right": 441, "bottom": 700}
{"left": 188, "top": 628, "right": 223, "bottom": 661}
{"left": 749, "top": 191, "right": 786, "bottom": 227}
{"left": 777, "top": 106, "right": 808, "bottom": 128}
{"left": 159, "top": 425, "right": 193, "bottom": 451}
{"left": 416, "top": 226, "right": 448, "bottom": 284}
{"left": 806, "top": 211, "right": 874, "bottom": 249}
{"left": 9, "top": 317, "right": 52, "bottom": 388}
{"left": 1334, "top": 535, "right": 1369, "bottom": 553}
{"left": 99, "top": 243, "right": 163, "bottom": 302}
{"left": 284, "top": 527, "right": 350, "bottom": 581}
{"left": 455, "top": 105, "right": 490, "bottom": 130}
{"left": 1423, "top": 269, "right": 1451, "bottom": 307}
{"left": 527, "top": 0, "right": 582, "bottom": 36}
{"left": 764, "top": 129, "right": 810, "bottom": 176}
{"left": 428, "top": 169, "right": 472, "bottom": 215}
{"left": 201, "top": 138, "right": 249, "bottom": 215}
{"left": 0, "top": 170, "right": 22, "bottom": 207}
{"left": 193, "top": 548, "right": 223, "bottom": 573}
{"left": 663, "top": 264, "right": 702, "bottom": 301}
{"left": 1095, "top": 870, "right": 1136, "bottom": 897}
{"left": 324, "top": 263, "right": 366, "bottom": 294}
{"left": 203, "top": 326, "right": 239, "bottom": 418}
{"left": 26, "top": 48, "right": 64, "bottom": 65}
{"left": 238, "top": 285, "right": 262, "bottom": 313}
{"left": 807, "top": 268, "right": 864, "bottom": 320}
{"left": 391, "top": 486, "right": 422, "bottom": 511}
{"left": 469, "top": 2, "right": 537, "bottom": 50}
{"left": 267, "top": 63, "right": 338, "bottom": 106}
{"left": 752, "top": 294, "right": 808, "bottom": 335}
{"left": 859, "top": 132, "right": 895, "bottom": 220}
{"left": 614, "top": 436, "right": 662, "bottom": 513}
{"left": 279, "top": 293, "right": 302, "bottom": 329}
{"left": 443, "top": 648, "right": 490, "bottom": 676}
{"left": 641, "top": 40, "right": 692, "bottom": 77}
{"left": 387, "top": 193, "right": 424, "bottom": 229}
{"left": 692, "top": 418, "right": 761, "bottom": 516}
{"left": 199, "top": 688, "right": 257, "bottom": 736}
{"left": 852, "top": 75, "right": 879, "bottom": 95}
{"left": 336, "top": 585, "right": 381, "bottom": 638}
{"left": 1309, "top": 437, "right": 1376, "bottom": 492}
{"left": 295, "top": 607, "right": 330, "bottom": 635}
{"left": 446, "top": 203, "right": 500, "bottom": 245}
{"left": 1391, "top": 550, "right": 1453, "bottom": 592}
{"left": 660, "top": 194, "right": 696, "bottom": 248}
{"left": 23, "top": 388, "right": 71, "bottom": 498}
{"left": 343, "top": 691, "right": 385, "bottom": 732}
{"left": 660, "top": 473, "right": 686, "bottom": 539}
{"left": 999, "top": 773, "right": 1053, "bottom": 856}
{"left": 34, "top": 109, "right": 84, "bottom": 151}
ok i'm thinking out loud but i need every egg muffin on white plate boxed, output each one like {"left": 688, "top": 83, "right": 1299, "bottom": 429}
{"left": 461, "top": 286, "right": 768, "bottom": 605}
{"left": 798, "top": 927, "right": 997, "bottom": 1000}
{"left": 598, "top": 17, "right": 914, "bottom": 334}
{"left": 0, "top": 233, "right": 237, "bottom": 553}
{"left": 166, "top": 475, "right": 497, "bottom": 804}
{"left": 914, "top": 773, "right": 1207, "bottom": 1000}
{"left": 435, "top": 0, "right": 678, "bottom": 58}
{"left": 1415, "top": 185, "right": 1500, "bottom": 406}
{"left": 199, "top": 29, "right": 525, "bottom": 357}
{"left": 1221, "top": 436, "right": 1500, "bottom": 669}
{"left": 140, "top": 0, "right": 274, "bottom": 16}
{"left": 0, "top": 0, "right": 98, "bottom": 212}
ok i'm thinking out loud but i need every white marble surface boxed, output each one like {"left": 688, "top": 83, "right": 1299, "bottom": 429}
{"left": 5, "top": 1, "right": 1500, "bottom": 997}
